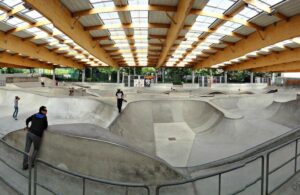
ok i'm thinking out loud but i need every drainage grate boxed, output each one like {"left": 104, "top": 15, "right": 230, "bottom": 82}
{"left": 168, "top": 137, "right": 176, "bottom": 141}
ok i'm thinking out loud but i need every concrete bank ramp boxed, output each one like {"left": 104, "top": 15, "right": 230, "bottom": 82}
{"left": 0, "top": 89, "right": 117, "bottom": 133}
{"left": 110, "top": 99, "right": 294, "bottom": 167}
{"left": 3, "top": 130, "right": 183, "bottom": 184}
{"left": 268, "top": 99, "right": 300, "bottom": 128}
{"left": 110, "top": 100, "right": 224, "bottom": 167}
{"left": 211, "top": 94, "right": 274, "bottom": 111}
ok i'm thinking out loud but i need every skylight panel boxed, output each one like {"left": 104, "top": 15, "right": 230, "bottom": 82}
{"left": 89, "top": 0, "right": 114, "bottom": 8}
{"left": 6, "top": 16, "right": 27, "bottom": 27}
{"left": 23, "top": 10, "right": 43, "bottom": 20}
{"left": 0, "top": 0, "right": 23, "bottom": 8}
{"left": 204, "top": 0, "right": 236, "bottom": 14}
{"left": 205, "top": 34, "right": 223, "bottom": 43}
{"left": 128, "top": 0, "right": 148, "bottom": 6}
{"left": 110, "top": 30, "right": 126, "bottom": 37}
{"left": 26, "top": 27, "right": 48, "bottom": 36}
{"left": 258, "top": 0, "right": 285, "bottom": 7}
{"left": 235, "top": 5, "right": 261, "bottom": 20}
{"left": 99, "top": 12, "right": 121, "bottom": 25}
{"left": 131, "top": 11, "right": 148, "bottom": 24}
{"left": 216, "top": 21, "right": 242, "bottom": 33}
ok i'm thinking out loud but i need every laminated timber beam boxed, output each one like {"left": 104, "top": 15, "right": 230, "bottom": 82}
{"left": 24, "top": 0, "right": 118, "bottom": 68}
{"left": 194, "top": 13, "right": 299, "bottom": 69}
{"left": 72, "top": 5, "right": 262, "bottom": 30}
{"left": 0, "top": 52, "right": 53, "bottom": 69}
{"left": 0, "top": 31, "right": 83, "bottom": 69}
{"left": 224, "top": 47, "right": 300, "bottom": 71}
{"left": 156, "top": 0, "right": 195, "bottom": 68}
{"left": 251, "top": 61, "right": 300, "bottom": 72}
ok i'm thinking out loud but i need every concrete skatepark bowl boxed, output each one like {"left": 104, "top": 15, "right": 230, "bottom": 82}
{"left": 0, "top": 86, "right": 300, "bottom": 194}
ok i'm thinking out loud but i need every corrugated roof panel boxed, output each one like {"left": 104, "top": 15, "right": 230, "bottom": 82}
{"left": 149, "top": 28, "right": 167, "bottom": 35}
{"left": 31, "top": 39, "right": 48, "bottom": 45}
{"left": 100, "top": 40, "right": 114, "bottom": 45}
{"left": 269, "top": 47, "right": 286, "bottom": 52}
{"left": 149, "top": 39, "right": 161, "bottom": 44}
{"left": 277, "top": 0, "right": 300, "bottom": 17}
{"left": 185, "top": 15, "right": 198, "bottom": 25}
{"left": 0, "top": 22, "right": 14, "bottom": 32}
{"left": 286, "top": 42, "right": 300, "bottom": 49}
{"left": 61, "top": 0, "right": 91, "bottom": 12}
{"left": 12, "top": 31, "right": 33, "bottom": 38}
{"left": 89, "top": 30, "right": 109, "bottom": 37}
{"left": 112, "top": 0, "right": 125, "bottom": 6}
{"left": 179, "top": 30, "right": 189, "bottom": 37}
{"left": 249, "top": 13, "right": 279, "bottom": 27}
{"left": 192, "top": 0, "right": 208, "bottom": 9}
{"left": 149, "top": 12, "right": 171, "bottom": 23}
{"left": 222, "top": 36, "right": 240, "bottom": 42}
{"left": 80, "top": 15, "right": 103, "bottom": 26}
{"left": 149, "top": 0, "right": 178, "bottom": 6}
{"left": 119, "top": 12, "right": 131, "bottom": 24}
{"left": 211, "top": 43, "right": 226, "bottom": 48}
{"left": 124, "top": 28, "right": 133, "bottom": 35}
{"left": 234, "top": 26, "right": 256, "bottom": 36}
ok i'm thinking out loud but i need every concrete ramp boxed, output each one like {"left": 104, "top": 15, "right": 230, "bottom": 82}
{"left": 3, "top": 130, "right": 183, "bottom": 184}
{"left": 110, "top": 100, "right": 224, "bottom": 167}
{"left": 0, "top": 89, "right": 118, "bottom": 135}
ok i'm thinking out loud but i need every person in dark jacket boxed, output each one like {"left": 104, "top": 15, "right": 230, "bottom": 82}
{"left": 116, "top": 89, "right": 124, "bottom": 113}
{"left": 22, "top": 106, "right": 48, "bottom": 170}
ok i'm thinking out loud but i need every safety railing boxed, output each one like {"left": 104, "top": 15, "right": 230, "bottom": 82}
{"left": 0, "top": 139, "right": 32, "bottom": 195}
{"left": 156, "top": 156, "right": 264, "bottom": 195}
{"left": 266, "top": 137, "right": 300, "bottom": 194}
{"left": 33, "top": 159, "right": 150, "bottom": 195}
{"left": 1, "top": 128, "right": 300, "bottom": 195}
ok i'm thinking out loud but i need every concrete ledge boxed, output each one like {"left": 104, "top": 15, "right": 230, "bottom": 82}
{"left": 182, "top": 84, "right": 199, "bottom": 89}
{"left": 151, "top": 83, "right": 173, "bottom": 89}
{"left": 211, "top": 83, "right": 267, "bottom": 91}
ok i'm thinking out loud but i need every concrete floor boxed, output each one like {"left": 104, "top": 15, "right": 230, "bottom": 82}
{"left": 0, "top": 82, "right": 300, "bottom": 194}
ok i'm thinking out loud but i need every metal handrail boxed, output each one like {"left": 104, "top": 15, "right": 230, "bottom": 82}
{"left": 266, "top": 137, "right": 300, "bottom": 194}
{"left": 0, "top": 139, "right": 32, "bottom": 195}
{"left": 33, "top": 158, "right": 150, "bottom": 195}
{"left": 2, "top": 126, "right": 300, "bottom": 195}
{"left": 156, "top": 156, "right": 264, "bottom": 195}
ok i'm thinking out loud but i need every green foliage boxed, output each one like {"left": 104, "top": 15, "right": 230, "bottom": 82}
{"left": 141, "top": 67, "right": 156, "bottom": 75}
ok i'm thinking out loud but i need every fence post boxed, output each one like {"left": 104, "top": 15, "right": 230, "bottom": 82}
{"left": 34, "top": 162, "right": 37, "bottom": 195}
{"left": 28, "top": 156, "right": 32, "bottom": 195}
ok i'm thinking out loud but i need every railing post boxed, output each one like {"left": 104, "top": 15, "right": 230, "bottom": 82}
{"left": 295, "top": 140, "right": 298, "bottom": 173}
{"left": 265, "top": 154, "right": 270, "bottom": 195}
{"left": 82, "top": 178, "right": 85, "bottom": 195}
{"left": 34, "top": 162, "right": 37, "bottom": 195}
{"left": 261, "top": 156, "right": 264, "bottom": 195}
{"left": 218, "top": 174, "right": 221, "bottom": 195}
{"left": 28, "top": 155, "right": 32, "bottom": 195}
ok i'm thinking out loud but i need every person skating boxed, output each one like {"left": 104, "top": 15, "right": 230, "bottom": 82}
{"left": 116, "top": 89, "right": 126, "bottom": 113}
{"left": 22, "top": 106, "right": 48, "bottom": 170}
{"left": 13, "top": 96, "right": 20, "bottom": 120}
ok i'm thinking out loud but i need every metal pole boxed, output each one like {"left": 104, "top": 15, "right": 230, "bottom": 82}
{"left": 117, "top": 69, "right": 120, "bottom": 83}
{"left": 192, "top": 70, "right": 195, "bottom": 84}
{"left": 128, "top": 75, "right": 130, "bottom": 87}
{"left": 82, "top": 68, "right": 85, "bottom": 83}
{"left": 52, "top": 68, "right": 55, "bottom": 81}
